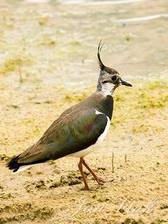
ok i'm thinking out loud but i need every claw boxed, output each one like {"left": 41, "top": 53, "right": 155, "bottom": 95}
{"left": 96, "top": 177, "right": 105, "bottom": 185}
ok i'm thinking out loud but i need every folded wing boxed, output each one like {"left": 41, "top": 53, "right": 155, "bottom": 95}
{"left": 7, "top": 107, "right": 108, "bottom": 171}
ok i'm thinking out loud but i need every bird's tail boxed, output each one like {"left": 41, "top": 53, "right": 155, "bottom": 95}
{"left": 7, "top": 155, "right": 21, "bottom": 172}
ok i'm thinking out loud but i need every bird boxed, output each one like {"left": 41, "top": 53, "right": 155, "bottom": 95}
{"left": 7, "top": 41, "right": 132, "bottom": 190}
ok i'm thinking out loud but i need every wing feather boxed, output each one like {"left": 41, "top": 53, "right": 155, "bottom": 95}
{"left": 16, "top": 108, "right": 108, "bottom": 165}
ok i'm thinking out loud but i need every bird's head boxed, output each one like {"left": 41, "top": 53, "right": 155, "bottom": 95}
{"left": 97, "top": 41, "right": 132, "bottom": 95}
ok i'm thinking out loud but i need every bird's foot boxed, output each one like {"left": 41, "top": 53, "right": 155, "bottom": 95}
{"left": 95, "top": 177, "right": 105, "bottom": 185}
{"left": 83, "top": 185, "right": 89, "bottom": 191}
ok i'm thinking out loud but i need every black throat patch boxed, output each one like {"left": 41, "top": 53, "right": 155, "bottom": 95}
{"left": 96, "top": 95, "right": 113, "bottom": 120}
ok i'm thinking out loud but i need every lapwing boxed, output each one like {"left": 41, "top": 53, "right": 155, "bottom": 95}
{"left": 7, "top": 42, "right": 132, "bottom": 190}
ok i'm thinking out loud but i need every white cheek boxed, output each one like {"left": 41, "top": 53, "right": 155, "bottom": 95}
{"left": 101, "top": 82, "right": 115, "bottom": 96}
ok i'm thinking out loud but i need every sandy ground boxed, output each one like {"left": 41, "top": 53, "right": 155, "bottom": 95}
{"left": 0, "top": 0, "right": 168, "bottom": 223}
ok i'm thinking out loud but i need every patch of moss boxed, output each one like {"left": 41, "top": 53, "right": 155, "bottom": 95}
{"left": 69, "top": 40, "right": 81, "bottom": 46}
{"left": 138, "top": 91, "right": 168, "bottom": 109}
{"left": 0, "top": 56, "right": 32, "bottom": 75}
{"left": 64, "top": 92, "right": 87, "bottom": 103}
{"left": 68, "top": 40, "right": 82, "bottom": 55}
{"left": 38, "top": 16, "right": 49, "bottom": 26}
{"left": 39, "top": 35, "right": 57, "bottom": 47}
{"left": 132, "top": 124, "right": 164, "bottom": 134}
{"left": 0, "top": 154, "right": 10, "bottom": 161}
{"left": 151, "top": 219, "right": 168, "bottom": 224}
{"left": 144, "top": 81, "right": 168, "bottom": 91}
{"left": 122, "top": 218, "right": 144, "bottom": 224}
{"left": 0, "top": 203, "right": 53, "bottom": 223}
{"left": 60, "top": 172, "right": 82, "bottom": 186}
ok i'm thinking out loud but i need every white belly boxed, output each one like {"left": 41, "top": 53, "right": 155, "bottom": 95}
{"left": 69, "top": 111, "right": 110, "bottom": 158}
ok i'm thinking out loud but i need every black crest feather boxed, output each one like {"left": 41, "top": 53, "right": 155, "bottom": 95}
{"left": 97, "top": 40, "right": 105, "bottom": 70}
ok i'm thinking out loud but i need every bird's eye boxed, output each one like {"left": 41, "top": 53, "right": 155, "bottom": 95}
{"left": 102, "top": 80, "right": 109, "bottom": 84}
{"left": 111, "top": 75, "right": 117, "bottom": 82}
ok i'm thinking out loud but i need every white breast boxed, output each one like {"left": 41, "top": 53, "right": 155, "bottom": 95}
{"left": 95, "top": 110, "right": 110, "bottom": 144}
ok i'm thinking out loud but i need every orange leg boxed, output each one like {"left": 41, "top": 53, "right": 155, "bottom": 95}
{"left": 78, "top": 158, "right": 89, "bottom": 190}
{"left": 81, "top": 158, "right": 105, "bottom": 185}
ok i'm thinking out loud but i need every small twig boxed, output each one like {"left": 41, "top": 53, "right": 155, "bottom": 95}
{"left": 124, "top": 154, "right": 128, "bottom": 164}
{"left": 18, "top": 65, "right": 23, "bottom": 83}
{"left": 112, "top": 152, "right": 115, "bottom": 173}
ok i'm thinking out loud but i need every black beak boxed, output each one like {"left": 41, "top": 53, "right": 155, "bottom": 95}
{"left": 121, "top": 80, "right": 132, "bottom": 87}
